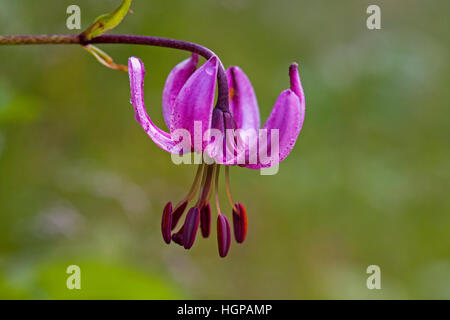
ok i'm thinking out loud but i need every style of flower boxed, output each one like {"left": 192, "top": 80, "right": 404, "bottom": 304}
{"left": 128, "top": 54, "right": 305, "bottom": 257}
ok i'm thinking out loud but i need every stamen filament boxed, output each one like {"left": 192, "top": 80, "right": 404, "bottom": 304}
{"left": 195, "top": 164, "right": 215, "bottom": 208}
{"left": 185, "top": 164, "right": 204, "bottom": 201}
{"left": 173, "top": 164, "right": 204, "bottom": 211}
{"left": 205, "top": 166, "right": 215, "bottom": 204}
{"left": 225, "top": 166, "right": 236, "bottom": 210}
{"left": 214, "top": 165, "right": 222, "bottom": 216}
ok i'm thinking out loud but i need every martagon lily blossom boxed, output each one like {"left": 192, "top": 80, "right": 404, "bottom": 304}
{"left": 0, "top": 2, "right": 304, "bottom": 259}
{"left": 128, "top": 54, "right": 305, "bottom": 257}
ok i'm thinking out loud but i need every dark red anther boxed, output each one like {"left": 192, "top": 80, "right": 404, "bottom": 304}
{"left": 232, "top": 203, "right": 248, "bottom": 243}
{"left": 217, "top": 214, "right": 231, "bottom": 258}
{"left": 171, "top": 226, "right": 184, "bottom": 246}
{"left": 183, "top": 207, "right": 200, "bottom": 250}
{"left": 171, "top": 200, "right": 188, "bottom": 230}
{"left": 161, "top": 202, "right": 173, "bottom": 244}
{"left": 200, "top": 203, "right": 211, "bottom": 238}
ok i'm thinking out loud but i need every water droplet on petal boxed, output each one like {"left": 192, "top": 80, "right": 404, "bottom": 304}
{"left": 205, "top": 66, "right": 215, "bottom": 76}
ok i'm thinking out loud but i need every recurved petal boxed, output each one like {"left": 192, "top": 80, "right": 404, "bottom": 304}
{"left": 246, "top": 89, "right": 303, "bottom": 169}
{"left": 289, "top": 62, "right": 305, "bottom": 104}
{"left": 128, "top": 57, "right": 180, "bottom": 154}
{"left": 171, "top": 56, "right": 219, "bottom": 152}
{"left": 246, "top": 64, "right": 305, "bottom": 169}
{"left": 162, "top": 54, "right": 199, "bottom": 129}
{"left": 227, "top": 66, "right": 260, "bottom": 131}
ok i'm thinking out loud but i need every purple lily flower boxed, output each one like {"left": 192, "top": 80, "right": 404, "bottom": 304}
{"left": 128, "top": 55, "right": 305, "bottom": 258}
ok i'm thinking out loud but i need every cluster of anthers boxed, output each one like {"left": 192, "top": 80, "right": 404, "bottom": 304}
{"left": 162, "top": 164, "right": 246, "bottom": 258}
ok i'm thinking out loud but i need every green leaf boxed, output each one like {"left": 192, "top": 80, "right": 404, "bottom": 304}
{"left": 82, "top": 0, "right": 132, "bottom": 40}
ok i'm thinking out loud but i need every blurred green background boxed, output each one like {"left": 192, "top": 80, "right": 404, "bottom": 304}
{"left": 0, "top": 0, "right": 449, "bottom": 299}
